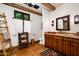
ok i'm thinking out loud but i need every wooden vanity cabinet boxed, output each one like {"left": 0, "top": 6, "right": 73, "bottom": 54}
{"left": 45, "top": 34, "right": 53, "bottom": 48}
{"left": 62, "top": 38, "right": 71, "bottom": 56}
{"left": 45, "top": 35, "right": 62, "bottom": 52}
{"left": 70, "top": 39, "right": 79, "bottom": 56}
{"left": 62, "top": 38, "right": 79, "bottom": 56}
{"left": 53, "top": 36, "right": 62, "bottom": 53}
{"left": 49, "top": 36, "right": 53, "bottom": 48}
{"left": 71, "top": 43, "right": 78, "bottom": 56}
{"left": 52, "top": 36, "right": 56, "bottom": 50}
{"left": 45, "top": 34, "right": 49, "bottom": 47}
{"left": 45, "top": 33, "right": 79, "bottom": 56}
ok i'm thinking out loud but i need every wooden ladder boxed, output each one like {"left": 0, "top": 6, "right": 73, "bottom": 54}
{"left": 0, "top": 13, "right": 13, "bottom": 56}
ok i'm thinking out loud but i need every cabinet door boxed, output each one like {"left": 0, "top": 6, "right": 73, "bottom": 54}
{"left": 71, "top": 43, "right": 79, "bottom": 56}
{"left": 52, "top": 37, "right": 57, "bottom": 50}
{"left": 45, "top": 34, "right": 53, "bottom": 48}
{"left": 62, "top": 38, "right": 71, "bottom": 56}
{"left": 49, "top": 35, "right": 53, "bottom": 48}
{"left": 55, "top": 36, "right": 62, "bottom": 53}
{"left": 62, "top": 41, "right": 66, "bottom": 55}
{"left": 65, "top": 41, "right": 71, "bottom": 55}
{"left": 45, "top": 34, "right": 49, "bottom": 47}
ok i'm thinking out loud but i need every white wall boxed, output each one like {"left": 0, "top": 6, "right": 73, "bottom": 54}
{"left": 42, "top": 8, "right": 50, "bottom": 45}
{"left": 31, "top": 13, "right": 42, "bottom": 41}
{"left": 0, "top": 4, "right": 42, "bottom": 48}
{"left": 50, "top": 3, "right": 79, "bottom": 33}
{"left": 42, "top": 8, "right": 50, "bottom": 32}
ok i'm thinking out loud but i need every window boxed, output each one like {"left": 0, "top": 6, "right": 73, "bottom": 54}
{"left": 14, "top": 10, "right": 30, "bottom": 21}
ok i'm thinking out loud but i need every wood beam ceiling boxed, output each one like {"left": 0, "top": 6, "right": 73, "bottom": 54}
{"left": 42, "top": 3, "right": 55, "bottom": 11}
{"left": 3, "top": 3, "right": 42, "bottom": 16}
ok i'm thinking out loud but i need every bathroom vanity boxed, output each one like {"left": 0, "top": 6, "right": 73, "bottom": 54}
{"left": 45, "top": 32, "right": 79, "bottom": 56}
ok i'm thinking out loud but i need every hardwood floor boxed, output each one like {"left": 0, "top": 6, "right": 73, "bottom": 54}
{"left": 15, "top": 43, "right": 47, "bottom": 56}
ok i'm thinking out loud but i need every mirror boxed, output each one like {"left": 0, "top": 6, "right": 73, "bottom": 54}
{"left": 56, "top": 15, "right": 70, "bottom": 31}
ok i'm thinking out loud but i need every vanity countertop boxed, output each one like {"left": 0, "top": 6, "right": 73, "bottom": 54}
{"left": 45, "top": 32, "right": 79, "bottom": 39}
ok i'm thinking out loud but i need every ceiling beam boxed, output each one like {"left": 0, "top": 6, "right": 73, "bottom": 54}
{"left": 3, "top": 3, "right": 42, "bottom": 16}
{"left": 42, "top": 3, "right": 55, "bottom": 11}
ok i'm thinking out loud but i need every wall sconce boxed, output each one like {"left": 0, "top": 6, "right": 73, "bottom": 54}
{"left": 74, "top": 15, "right": 79, "bottom": 24}
{"left": 51, "top": 20, "right": 54, "bottom": 26}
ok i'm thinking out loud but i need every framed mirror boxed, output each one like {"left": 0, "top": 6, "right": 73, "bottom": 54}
{"left": 56, "top": 15, "right": 70, "bottom": 31}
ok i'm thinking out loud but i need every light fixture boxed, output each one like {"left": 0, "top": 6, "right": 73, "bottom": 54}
{"left": 27, "top": 3, "right": 33, "bottom": 7}
{"left": 51, "top": 20, "right": 54, "bottom": 26}
{"left": 74, "top": 15, "right": 79, "bottom": 24}
{"left": 25, "top": 3, "right": 39, "bottom": 9}
{"left": 33, "top": 5, "right": 39, "bottom": 9}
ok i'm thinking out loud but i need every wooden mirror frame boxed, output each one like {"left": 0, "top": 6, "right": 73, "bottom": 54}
{"left": 56, "top": 15, "right": 70, "bottom": 31}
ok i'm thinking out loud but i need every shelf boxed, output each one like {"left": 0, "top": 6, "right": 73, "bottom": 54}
{"left": 18, "top": 32, "right": 29, "bottom": 48}
{"left": 20, "top": 37, "right": 27, "bottom": 39}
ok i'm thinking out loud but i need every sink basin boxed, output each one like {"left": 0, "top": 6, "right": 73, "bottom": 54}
{"left": 65, "top": 34, "right": 74, "bottom": 36}
{"left": 47, "top": 32, "right": 57, "bottom": 34}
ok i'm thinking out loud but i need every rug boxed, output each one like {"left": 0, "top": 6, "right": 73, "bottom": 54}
{"left": 40, "top": 48, "right": 63, "bottom": 56}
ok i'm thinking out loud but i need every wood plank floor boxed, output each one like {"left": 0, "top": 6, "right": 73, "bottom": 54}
{"left": 15, "top": 43, "right": 47, "bottom": 56}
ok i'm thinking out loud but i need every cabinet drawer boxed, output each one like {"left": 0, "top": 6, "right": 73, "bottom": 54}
{"left": 71, "top": 39, "right": 79, "bottom": 44}
{"left": 53, "top": 36, "right": 62, "bottom": 40}
{"left": 63, "top": 38, "right": 71, "bottom": 42}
